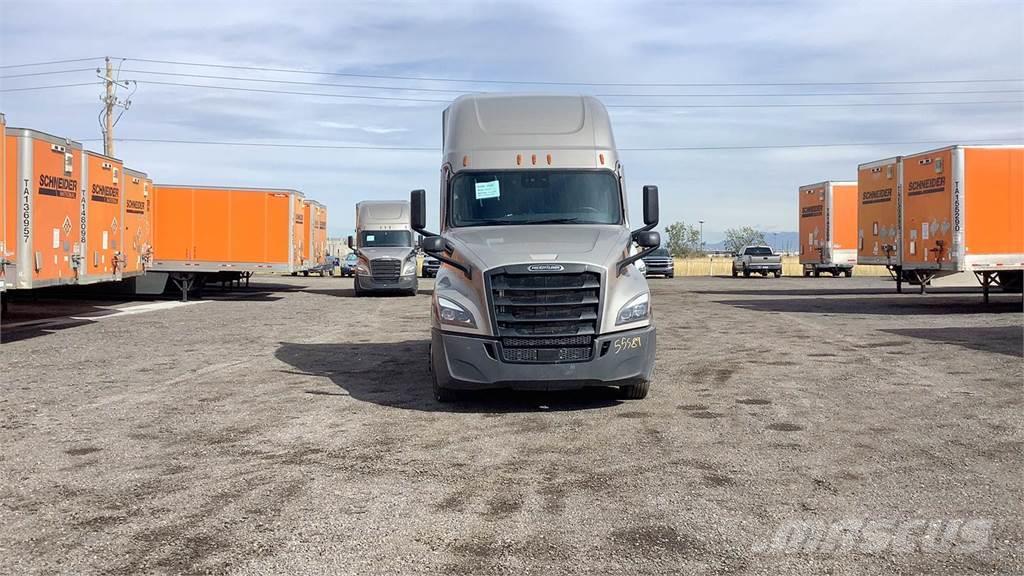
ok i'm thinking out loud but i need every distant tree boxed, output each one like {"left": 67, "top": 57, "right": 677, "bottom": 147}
{"left": 664, "top": 221, "right": 703, "bottom": 258}
{"left": 723, "top": 226, "right": 767, "bottom": 254}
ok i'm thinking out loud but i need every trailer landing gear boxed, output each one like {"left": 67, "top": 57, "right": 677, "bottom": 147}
{"left": 170, "top": 273, "right": 197, "bottom": 302}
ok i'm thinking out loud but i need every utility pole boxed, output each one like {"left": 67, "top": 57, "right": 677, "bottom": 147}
{"left": 698, "top": 220, "right": 704, "bottom": 252}
{"left": 102, "top": 57, "right": 115, "bottom": 156}
{"left": 98, "top": 57, "right": 133, "bottom": 157}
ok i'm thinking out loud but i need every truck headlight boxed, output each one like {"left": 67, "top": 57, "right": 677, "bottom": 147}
{"left": 355, "top": 258, "right": 370, "bottom": 275}
{"left": 403, "top": 257, "right": 417, "bottom": 276}
{"left": 436, "top": 296, "right": 476, "bottom": 328}
{"left": 616, "top": 292, "right": 650, "bottom": 325}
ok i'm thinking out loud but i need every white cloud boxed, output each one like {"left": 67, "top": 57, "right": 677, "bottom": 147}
{"left": 1, "top": 0, "right": 1021, "bottom": 237}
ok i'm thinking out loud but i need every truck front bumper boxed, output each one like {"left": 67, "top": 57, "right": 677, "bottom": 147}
{"left": 356, "top": 274, "right": 417, "bottom": 291}
{"left": 431, "top": 325, "right": 656, "bottom": 391}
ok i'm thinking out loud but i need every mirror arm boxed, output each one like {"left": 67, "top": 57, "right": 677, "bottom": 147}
{"left": 631, "top": 222, "right": 656, "bottom": 240}
{"left": 425, "top": 240, "right": 472, "bottom": 280}
{"left": 616, "top": 245, "right": 658, "bottom": 277}
{"left": 416, "top": 227, "right": 439, "bottom": 238}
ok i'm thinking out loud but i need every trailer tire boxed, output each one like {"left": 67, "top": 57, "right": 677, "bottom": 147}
{"left": 844, "top": 269, "right": 853, "bottom": 278}
{"left": 773, "top": 270, "right": 781, "bottom": 278}
{"left": 743, "top": 270, "right": 750, "bottom": 278}
{"left": 620, "top": 380, "right": 650, "bottom": 400}
{"left": 831, "top": 270, "right": 840, "bottom": 277}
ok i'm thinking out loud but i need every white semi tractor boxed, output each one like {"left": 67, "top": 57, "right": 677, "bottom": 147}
{"left": 348, "top": 200, "right": 418, "bottom": 296}
{"left": 410, "top": 94, "right": 660, "bottom": 401}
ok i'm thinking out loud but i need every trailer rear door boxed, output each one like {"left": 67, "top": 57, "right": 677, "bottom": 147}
{"left": 903, "top": 148, "right": 955, "bottom": 267}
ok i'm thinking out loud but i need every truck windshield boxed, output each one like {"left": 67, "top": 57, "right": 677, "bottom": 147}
{"left": 745, "top": 247, "right": 773, "bottom": 255}
{"left": 361, "top": 230, "right": 412, "bottom": 247}
{"left": 649, "top": 248, "right": 670, "bottom": 257}
{"left": 449, "top": 170, "right": 622, "bottom": 227}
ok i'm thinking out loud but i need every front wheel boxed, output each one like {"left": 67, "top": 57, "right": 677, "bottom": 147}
{"left": 620, "top": 380, "right": 650, "bottom": 399}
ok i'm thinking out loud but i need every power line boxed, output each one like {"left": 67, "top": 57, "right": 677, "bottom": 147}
{"left": 119, "top": 56, "right": 1024, "bottom": 88}
{"left": 0, "top": 67, "right": 97, "bottom": 79}
{"left": 79, "top": 136, "right": 1023, "bottom": 152}
{"left": 124, "top": 80, "right": 1024, "bottom": 108}
{"left": 0, "top": 57, "right": 105, "bottom": 69}
{"left": 0, "top": 82, "right": 103, "bottom": 93}
{"left": 98, "top": 69, "right": 1024, "bottom": 98}
{"left": 132, "top": 79, "right": 450, "bottom": 103}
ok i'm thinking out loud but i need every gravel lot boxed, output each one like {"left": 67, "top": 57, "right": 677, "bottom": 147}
{"left": 1, "top": 275, "right": 1021, "bottom": 575}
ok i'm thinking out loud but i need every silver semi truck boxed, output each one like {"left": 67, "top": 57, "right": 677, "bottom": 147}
{"left": 411, "top": 94, "right": 661, "bottom": 401}
{"left": 348, "top": 200, "right": 418, "bottom": 296}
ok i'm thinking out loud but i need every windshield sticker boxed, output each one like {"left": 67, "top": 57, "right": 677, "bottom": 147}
{"left": 366, "top": 234, "right": 375, "bottom": 242}
{"left": 474, "top": 180, "right": 500, "bottom": 200}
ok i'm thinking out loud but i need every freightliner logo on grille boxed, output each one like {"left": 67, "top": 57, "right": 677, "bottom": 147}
{"left": 527, "top": 264, "right": 564, "bottom": 272}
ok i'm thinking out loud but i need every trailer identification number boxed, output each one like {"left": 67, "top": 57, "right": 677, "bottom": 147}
{"left": 613, "top": 336, "right": 643, "bottom": 354}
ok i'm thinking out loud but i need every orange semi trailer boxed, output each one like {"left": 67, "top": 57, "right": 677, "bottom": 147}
{"left": 799, "top": 181, "right": 858, "bottom": 277}
{"left": 298, "top": 199, "right": 330, "bottom": 275}
{"left": 123, "top": 168, "right": 153, "bottom": 275}
{"left": 857, "top": 157, "right": 905, "bottom": 287}
{"left": 82, "top": 150, "right": 127, "bottom": 284}
{"left": 901, "top": 145, "right": 1023, "bottom": 300}
{"left": 148, "top": 185, "right": 304, "bottom": 299}
{"left": 2, "top": 126, "right": 87, "bottom": 290}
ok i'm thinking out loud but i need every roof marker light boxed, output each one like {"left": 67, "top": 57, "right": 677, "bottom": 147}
{"left": 516, "top": 153, "right": 522, "bottom": 166}
{"left": 599, "top": 153, "right": 605, "bottom": 165}
{"left": 531, "top": 154, "right": 537, "bottom": 165}
{"left": 463, "top": 155, "right": 469, "bottom": 167}
{"left": 546, "top": 154, "right": 552, "bottom": 165}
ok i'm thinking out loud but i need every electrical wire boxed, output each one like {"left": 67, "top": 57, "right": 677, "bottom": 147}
{"left": 0, "top": 57, "right": 105, "bottom": 69}
{"left": 117, "top": 56, "right": 1024, "bottom": 88}
{"left": 0, "top": 67, "right": 98, "bottom": 79}
{"left": 0, "top": 82, "right": 102, "bottom": 92}
{"left": 104, "top": 69, "right": 1024, "bottom": 98}
{"left": 75, "top": 136, "right": 1023, "bottom": 152}
{"left": 120, "top": 80, "right": 1024, "bottom": 108}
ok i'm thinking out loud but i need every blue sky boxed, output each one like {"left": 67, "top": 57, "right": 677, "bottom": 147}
{"left": 2, "top": 0, "right": 1021, "bottom": 240}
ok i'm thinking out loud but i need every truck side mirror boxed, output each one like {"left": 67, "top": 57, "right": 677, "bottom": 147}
{"left": 411, "top": 189, "right": 427, "bottom": 232}
{"left": 635, "top": 230, "right": 660, "bottom": 248}
{"left": 642, "top": 185, "right": 659, "bottom": 227}
{"left": 347, "top": 235, "right": 354, "bottom": 249}
{"left": 422, "top": 235, "right": 446, "bottom": 253}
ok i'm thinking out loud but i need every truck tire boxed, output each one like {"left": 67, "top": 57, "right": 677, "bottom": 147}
{"left": 773, "top": 270, "right": 781, "bottom": 278}
{"left": 353, "top": 277, "right": 364, "bottom": 297}
{"left": 844, "top": 269, "right": 853, "bottom": 278}
{"left": 831, "top": 270, "right": 840, "bottom": 277}
{"left": 803, "top": 270, "right": 811, "bottom": 277}
{"left": 813, "top": 270, "right": 821, "bottom": 278}
{"left": 666, "top": 271, "right": 674, "bottom": 279}
{"left": 743, "top": 270, "right": 750, "bottom": 278}
{"left": 620, "top": 380, "right": 650, "bottom": 400}
{"left": 430, "top": 346, "right": 456, "bottom": 402}
{"left": 732, "top": 268, "right": 738, "bottom": 277}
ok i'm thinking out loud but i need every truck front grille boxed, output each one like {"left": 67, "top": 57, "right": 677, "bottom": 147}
{"left": 490, "top": 270, "right": 601, "bottom": 363}
{"left": 370, "top": 258, "right": 401, "bottom": 280}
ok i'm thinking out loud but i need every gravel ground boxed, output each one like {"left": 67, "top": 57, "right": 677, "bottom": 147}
{"left": 1, "top": 275, "right": 1021, "bottom": 575}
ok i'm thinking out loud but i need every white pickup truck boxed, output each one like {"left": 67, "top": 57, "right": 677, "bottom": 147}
{"left": 732, "top": 245, "right": 782, "bottom": 278}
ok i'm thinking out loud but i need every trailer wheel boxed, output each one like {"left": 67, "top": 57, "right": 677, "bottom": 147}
{"left": 620, "top": 379, "right": 650, "bottom": 400}
{"left": 844, "top": 269, "right": 853, "bottom": 278}
{"left": 831, "top": 270, "right": 840, "bottom": 277}
{"left": 773, "top": 270, "right": 782, "bottom": 278}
